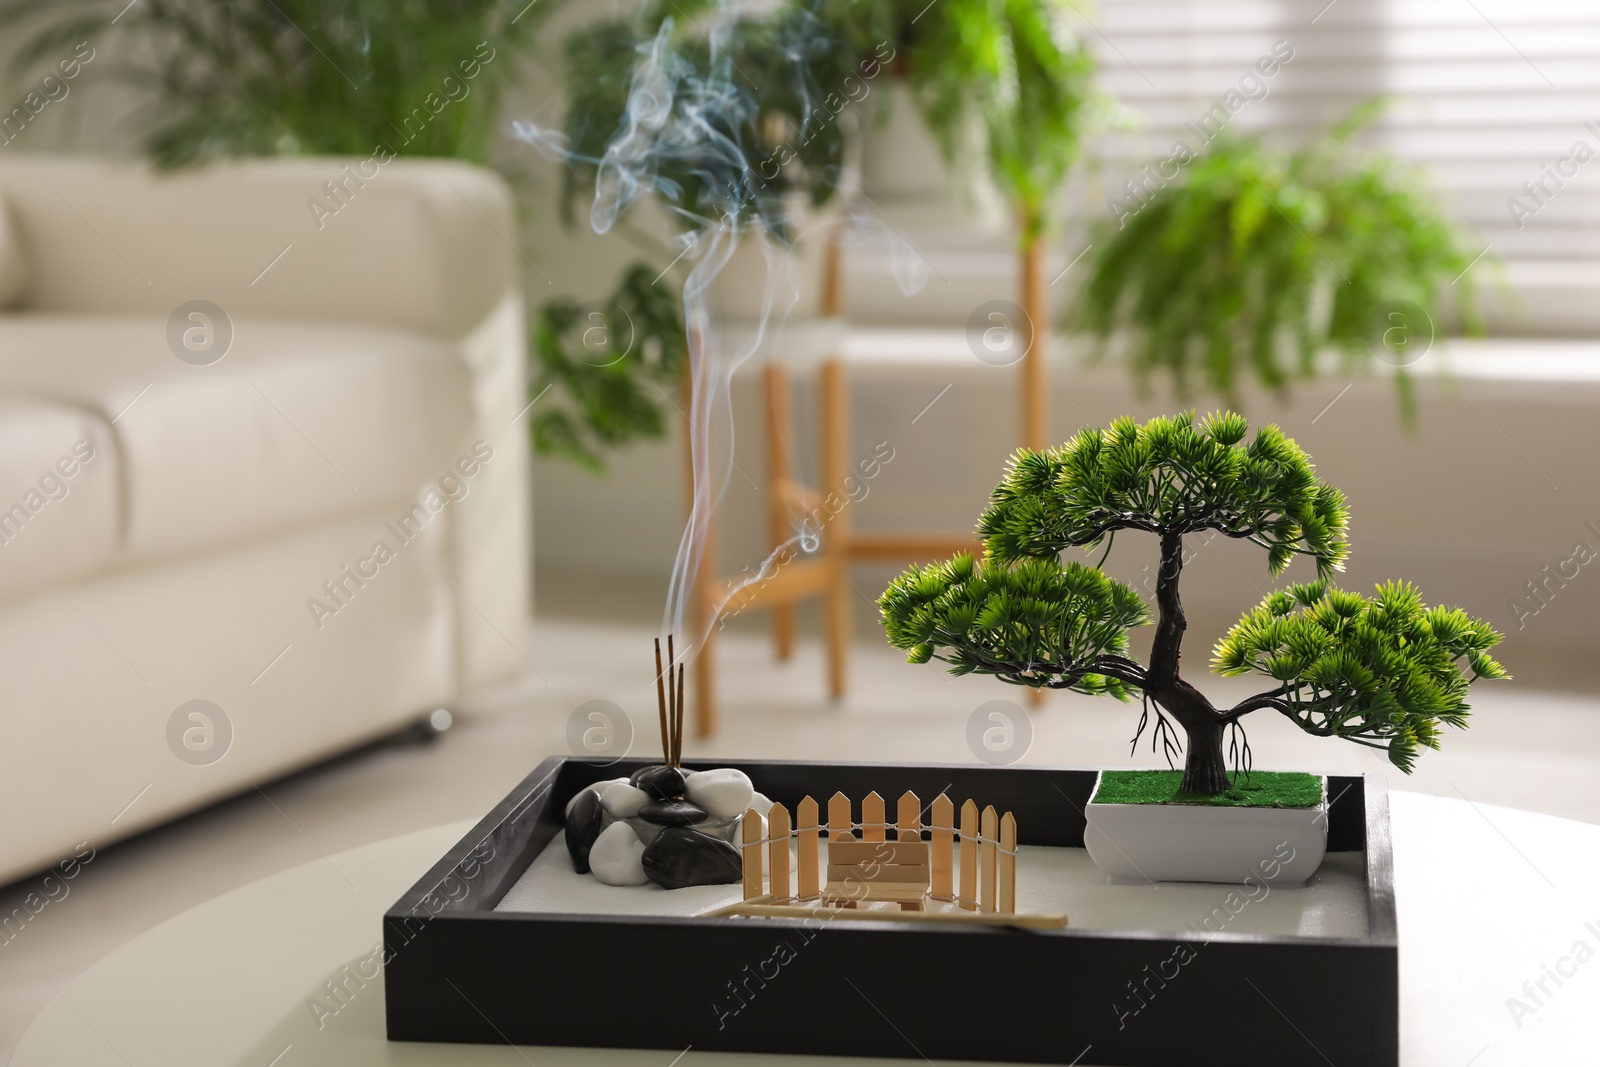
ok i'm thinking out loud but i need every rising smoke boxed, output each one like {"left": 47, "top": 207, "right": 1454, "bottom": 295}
{"left": 516, "top": 1, "right": 926, "bottom": 659}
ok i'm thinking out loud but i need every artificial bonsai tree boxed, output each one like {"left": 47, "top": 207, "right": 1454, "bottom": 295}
{"left": 879, "top": 411, "right": 1507, "bottom": 795}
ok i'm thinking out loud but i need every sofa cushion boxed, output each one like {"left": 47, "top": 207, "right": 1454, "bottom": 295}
{"left": 0, "top": 193, "right": 27, "bottom": 308}
{"left": 0, "top": 393, "right": 119, "bottom": 599}
{"left": 0, "top": 315, "right": 475, "bottom": 565}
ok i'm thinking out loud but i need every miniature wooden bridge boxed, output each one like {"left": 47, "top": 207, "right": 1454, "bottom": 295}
{"left": 704, "top": 790, "right": 1068, "bottom": 929}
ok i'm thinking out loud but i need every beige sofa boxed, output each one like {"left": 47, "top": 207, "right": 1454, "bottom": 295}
{"left": 0, "top": 155, "right": 529, "bottom": 884}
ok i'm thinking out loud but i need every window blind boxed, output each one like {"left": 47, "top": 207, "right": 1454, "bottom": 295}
{"left": 1085, "top": 0, "right": 1600, "bottom": 265}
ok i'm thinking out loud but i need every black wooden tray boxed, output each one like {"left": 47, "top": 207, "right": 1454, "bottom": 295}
{"left": 384, "top": 757, "right": 1397, "bottom": 1066}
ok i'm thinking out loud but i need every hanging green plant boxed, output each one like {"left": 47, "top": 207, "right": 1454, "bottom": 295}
{"left": 1074, "top": 106, "right": 1487, "bottom": 421}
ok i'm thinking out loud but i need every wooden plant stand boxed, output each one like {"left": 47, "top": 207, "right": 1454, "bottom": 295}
{"left": 682, "top": 231, "right": 1053, "bottom": 737}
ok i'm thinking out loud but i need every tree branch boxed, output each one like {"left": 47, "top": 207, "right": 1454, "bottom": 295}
{"left": 1005, "top": 515, "right": 1164, "bottom": 557}
{"left": 1084, "top": 655, "right": 1150, "bottom": 688}
{"left": 937, "top": 646, "right": 1150, "bottom": 692}
{"left": 1224, "top": 688, "right": 1291, "bottom": 722}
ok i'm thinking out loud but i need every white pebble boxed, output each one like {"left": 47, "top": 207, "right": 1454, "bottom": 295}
{"left": 600, "top": 781, "right": 650, "bottom": 819}
{"left": 588, "top": 822, "right": 648, "bottom": 886}
{"left": 685, "top": 768, "right": 755, "bottom": 820}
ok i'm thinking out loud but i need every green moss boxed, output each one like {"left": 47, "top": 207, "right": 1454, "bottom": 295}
{"left": 1092, "top": 770, "right": 1323, "bottom": 809}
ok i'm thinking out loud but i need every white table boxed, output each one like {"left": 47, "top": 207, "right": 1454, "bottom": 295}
{"left": 16, "top": 792, "right": 1599, "bottom": 1066}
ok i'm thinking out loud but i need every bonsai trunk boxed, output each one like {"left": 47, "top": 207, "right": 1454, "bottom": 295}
{"left": 1149, "top": 529, "right": 1233, "bottom": 796}
{"left": 1180, "top": 718, "right": 1230, "bottom": 795}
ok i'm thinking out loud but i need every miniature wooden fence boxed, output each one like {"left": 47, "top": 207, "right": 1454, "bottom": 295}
{"left": 740, "top": 790, "right": 1018, "bottom": 914}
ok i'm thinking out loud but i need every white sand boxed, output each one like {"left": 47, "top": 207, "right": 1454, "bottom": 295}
{"left": 495, "top": 839, "right": 1369, "bottom": 938}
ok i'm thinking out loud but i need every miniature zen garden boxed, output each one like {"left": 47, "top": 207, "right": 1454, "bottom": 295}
{"left": 496, "top": 412, "right": 1510, "bottom": 929}
{"left": 469, "top": 0, "right": 1504, "bottom": 932}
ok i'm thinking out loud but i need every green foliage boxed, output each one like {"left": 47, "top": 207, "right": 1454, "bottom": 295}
{"left": 902, "top": 0, "right": 1097, "bottom": 239}
{"left": 530, "top": 263, "right": 687, "bottom": 471}
{"left": 1075, "top": 114, "right": 1484, "bottom": 416}
{"left": 1214, "top": 579, "right": 1508, "bottom": 772}
{"left": 978, "top": 411, "right": 1350, "bottom": 578}
{"left": 878, "top": 553, "right": 1148, "bottom": 696}
{"left": 0, "top": 0, "right": 549, "bottom": 166}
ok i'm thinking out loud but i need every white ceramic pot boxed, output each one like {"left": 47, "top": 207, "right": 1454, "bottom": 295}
{"left": 1083, "top": 772, "right": 1328, "bottom": 886}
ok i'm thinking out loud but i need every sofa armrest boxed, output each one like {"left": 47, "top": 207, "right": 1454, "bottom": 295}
{"left": 0, "top": 154, "right": 516, "bottom": 339}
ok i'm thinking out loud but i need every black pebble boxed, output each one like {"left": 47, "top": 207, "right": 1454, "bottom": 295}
{"left": 630, "top": 764, "right": 687, "bottom": 800}
{"left": 564, "top": 789, "right": 604, "bottom": 874}
{"left": 639, "top": 798, "right": 708, "bottom": 826}
{"left": 641, "top": 827, "right": 742, "bottom": 890}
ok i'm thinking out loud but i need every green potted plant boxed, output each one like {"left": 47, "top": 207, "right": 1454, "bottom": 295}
{"left": 540, "top": 0, "right": 1102, "bottom": 466}
{"left": 1074, "top": 110, "right": 1486, "bottom": 422}
{"left": 534, "top": 0, "right": 879, "bottom": 467}
{"left": 0, "top": 0, "right": 547, "bottom": 166}
{"left": 878, "top": 411, "right": 1507, "bottom": 884}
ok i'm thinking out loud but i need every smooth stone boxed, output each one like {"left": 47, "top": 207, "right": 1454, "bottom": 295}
{"left": 564, "top": 789, "right": 604, "bottom": 875}
{"left": 599, "top": 782, "right": 650, "bottom": 819}
{"left": 588, "top": 822, "right": 649, "bottom": 886}
{"left": 630, "top": 765, "right": 687, "bottom": 800}
{"left": 641, "top": 827, "right": 743, "bottom": 890}
{"left": 565, "top": 777, "right": 626, "bottom": 819}
{"left": 685, "top": 768, "right": 755, "bottom": 819}
{"left": 639, "top": 798, "right": 708, "bottom": 826}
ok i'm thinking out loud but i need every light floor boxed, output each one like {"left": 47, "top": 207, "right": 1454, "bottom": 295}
{"left": 3, "top": 607, "right": 1600, "bottom": 1060}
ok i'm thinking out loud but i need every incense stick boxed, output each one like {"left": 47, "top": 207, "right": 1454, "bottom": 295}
{"left": 674, "top": 662, "right": 685, "bottom": 767}
{"left": 666, "top": 634, "right": 678, "bottom": 768}
{"left": 653, "top": 637, "right": 670, "bottom": 766}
